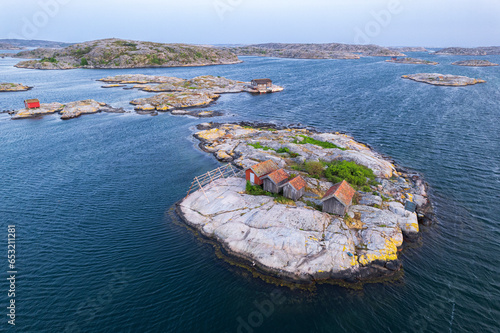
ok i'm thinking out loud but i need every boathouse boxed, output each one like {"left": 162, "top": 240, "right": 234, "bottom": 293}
{"left": 321, "top": 180, "right": 355, "bottom": 215}
{"left": 24, "top": 99, "right": 40, "bottom": 109}
{"left": 251, "top": 79, "right": 272, "bottom": 91}
{"left": 245, "top": 160, "right": 279, "bottom": 185}
{"left": 262, "top": 169, "right": 290, "bottom": 194}
{"left": 283, "top": 175, "right": 307, "bottom": 201}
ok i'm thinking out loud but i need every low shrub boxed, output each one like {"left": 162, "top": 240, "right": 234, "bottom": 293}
{"left": 305, "top": 161, "right": 325, "bottom": 179}
{"left": 324, "top": 160, "right": 375, "bottom": 186}
{"left": 294, "top": 135, "right": 346, "bottom": 150}
{"left": 245, "top": 181, "right": 267, "bottom": 196}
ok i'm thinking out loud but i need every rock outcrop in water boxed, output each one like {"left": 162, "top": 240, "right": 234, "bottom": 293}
{"left": 452, "top": 60, "right": 498, "bottom": 67}
{"left": 226, "top": 43, "right": 405, "bottom": 59}
{"left": 177, "top": 123, "right": 432, "bottom": 284}
{"left": 435, "top": 46, "right": 500, "bottom": 55}
{"left": 386, "top": 57, "right": 438, "bottom": 65}
{"left": 11, "top": 99, "right": 124, "bottom": 120}
{"left": 402, "top": 73, "right": 486, "bottom": 86}
{"left": 131, "top": 92, "right": 221, "bottom": 112}
{"left": 13, "top": 38, "right": 241, "bottom": 70}
{"left": 99, "top": 74, "right": 284, "bottom": 94}
{"left": 0, "top": 83, "right": 32, "bottom": 92}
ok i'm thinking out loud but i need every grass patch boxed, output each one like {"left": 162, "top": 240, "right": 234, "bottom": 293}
{"left": 305, "top": 200, "right": 322, "bottom": 211}
{"left": 276, "top": 147, "right": 300, "bottom": 158}
{"left": 305, "top": 161, "right": 325, "bottom": 179}
{"left": 294, "top": 135, "right": 346, "bottom": 150}
{"left": 325, "top": 160, "right": 375, "bottom": 187}
{"left": 80, "top": 58, "right": 88, "bottom": 66}
{"left": 245, "top": 181, "right": 268, "bottom": 196}
{"left": 41, "top": 57, "right": 58, "bottom": 63}
{"left": 248, "top": 142, "right": 274, "bottom": 151}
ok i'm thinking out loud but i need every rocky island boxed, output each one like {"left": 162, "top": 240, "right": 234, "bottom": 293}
{"left": 0, "top": 83, "right": 32, "bottom": 92}
{"left": 176, "top": 123, "right": 432, "bottom": 284}
{"left": 452, "top": 60, "right": 498, "bottom": 67}
{"left": 13, "top": 38, "right": 241, "bottom": 70}
{"left": 402, "top": 73, "right": 486, "bottom": 86}
{"left": 11, "top": 99, "right": 124, "bottom": 120}
{"left": 386, "top": 57, "right": 438, "bottom": 65}
{"left": 97, "top": 74, "right": 283, "bottom": 115}
{"left": 435, "top": 46, "right": 500, "bottom": 55}
{"left": 226, "top": 43, "right": 405, "bottom": 60}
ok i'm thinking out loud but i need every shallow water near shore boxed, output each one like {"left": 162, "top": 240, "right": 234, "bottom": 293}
{"left": 1, "top": 53, "right": 499, "bottom": 332}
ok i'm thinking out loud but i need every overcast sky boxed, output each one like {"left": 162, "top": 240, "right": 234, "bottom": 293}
{"left": 0, "top": 0, "right": 499, "bottom": 47}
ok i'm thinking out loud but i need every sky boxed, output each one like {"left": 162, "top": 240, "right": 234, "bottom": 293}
{"left": 0, "top": 0, "right": 499, "bottom": 47}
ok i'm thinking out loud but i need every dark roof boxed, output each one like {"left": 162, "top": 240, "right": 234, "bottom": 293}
{"left": 248, "top": 160, "right": 279, "bottom": 177}
{"left": 252, "top": 79, "right": 272, "bottom": 84}
{"left": 262, "top": 169, "right": 289, "bottom": 185}
{"left": 24, "top": 99, "right": 39, "bottom": 103}
{"left": 287, "top": 175, "right": 307, "bottom": 191}
{"left": 321, "top": 180, "right": 355, "bottom": 206}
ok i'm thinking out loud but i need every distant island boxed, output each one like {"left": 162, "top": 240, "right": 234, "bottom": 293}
{"left": 389, "top": 47, "right": 428, "bottom": 52}
{"left": 402, "top": 73, "right": 486, "bottom": 86}
{"left": 435, "top": 46, "right": 500, "bottom": 55}
{"left": 0, "top": 39, "right": 73, "bottom": 49}
{"left": 386, "top": 57, "right": 438, "bottom": 65}
{"left": 452, "top": 60, "right": 498, "bottom": 67}
{"left": 226, "top": 43, "right": 405, "bottom": 59}
{"left": 0, "top": 83, "right": 31, "bottom": 92}
{"left": 0, "top": 43, "right": 24, "bottom": 50}
{"left": 12, "top": 38, "right": 241, "bottom": 70}
{"left": 11, "top": 100, "right": 125, "bottom": 120}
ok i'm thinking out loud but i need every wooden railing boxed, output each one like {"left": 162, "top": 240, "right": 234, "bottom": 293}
{"left": 185, "top": 164, "right": 243, "bottom": 202}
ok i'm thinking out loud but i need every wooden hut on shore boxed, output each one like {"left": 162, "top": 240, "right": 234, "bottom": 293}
{"left": 262, "top": 169, "right": 289, "bottom": 194}
{"left": 251, "top": 79, "right": 272, "bottom": 91}
{"left": 24, "top": 99, "right": 40, "bottom": 109}
{"left": 283, "top": 175, "right": 307, "bottom": 201}
{"left": 321, "top": 180, "right": 355, "bottom": 215}
{"left": 245, "top": 160, "right": 279, "bottom": 185}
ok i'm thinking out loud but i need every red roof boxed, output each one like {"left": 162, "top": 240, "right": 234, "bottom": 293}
{"left": 263, "top": 169, "right": 289, "bottom": 185}
{"left": 321, "top": 180, "right": 355, "bottom": 206}
{"left": 249, "top": 160, "right": 279, "bottom": 177}
{"left": 287, "top": 175, "right": 307, "bottom": 191}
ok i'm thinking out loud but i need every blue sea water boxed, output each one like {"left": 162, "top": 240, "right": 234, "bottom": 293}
{"left": 0, "top": 53, "right": 499, "bottom": 332}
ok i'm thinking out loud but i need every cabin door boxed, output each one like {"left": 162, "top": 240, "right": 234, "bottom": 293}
{"left": 250, "top": 172, "right": 255, "bottom": 184}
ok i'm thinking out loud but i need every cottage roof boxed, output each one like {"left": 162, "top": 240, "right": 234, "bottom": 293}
{"left": 248, "top": 160, "right": 279, "bottom": 177}
{"left": 287, "top": 175, "right": 307, "bottom": 191}
{"left": 321, "top": 180, "right": 355, "bottom": 206}
{"left": 25, "top": 99, "right": 40, "bottom": 103}
{"left": 262, "top": 169, "right": 289, "bottom": 185}
{"left": 252, "top": 78, "right": 272, "bottom": 84}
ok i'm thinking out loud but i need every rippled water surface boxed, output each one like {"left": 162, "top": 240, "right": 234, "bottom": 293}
{"left": 1, "top": 53, "right": 499, "bottom": 332}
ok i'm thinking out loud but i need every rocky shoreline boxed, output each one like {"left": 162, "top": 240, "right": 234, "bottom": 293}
{"left": 176, "top": 122, "right": 433, "bottom": 284}
{"left": 10, "top": 99, "right": 125, "bottom": 120}
{"left": 402, "top": 73, "right": 486, "bottom": 86}
{"left": 0, "top": 83, "right": 32, "bottom": 92}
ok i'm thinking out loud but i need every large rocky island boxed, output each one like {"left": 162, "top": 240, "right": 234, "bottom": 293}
{"left": 177, "top": 123, "right": 432, "bottom": 284}
{"left": 0, "top": 83, "right": 31, "bottom": 92}
{"left": 13, "top": 38, "right": 241, "bottom": 70}
{"left": 452, "top": 60, "right": 498, "bottom": 67}
{"left": 227, "top": 43, "right": 405, "bottom": 59}
{"left": 402, "top": 73, "right": 486, "bottom": 86}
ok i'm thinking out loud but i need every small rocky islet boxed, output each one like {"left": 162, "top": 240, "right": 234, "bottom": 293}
{"left": 0, "top": 82, "right": 32, "bottom": 92}
{"left": 402, "top": 73, "right": 486, "bottom": 86}
{"left": 177, "top": 123, "right": 432, "bottom": 284}
{"left": 11, "top": 99, "right": 125, "bottom": 120}
{"left": 451, "top": 59, "right": 498, "bottom": 67}
{"left": 385, "top": 57, "right": 438, "bottom": 65}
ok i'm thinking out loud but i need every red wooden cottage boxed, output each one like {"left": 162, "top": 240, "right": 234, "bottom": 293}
{"left": 245, "top": 160, "right": 279, "bottom": 185}
{"left": 24, "top": 99, "right": 40, "bottom": 109}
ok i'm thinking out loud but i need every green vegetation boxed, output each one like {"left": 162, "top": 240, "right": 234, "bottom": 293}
{"left": 80, "top": 58, "right": 89, "bottom": 66}
{"left": 195, "top": 51, "right": 203, "bottom": 58}
{"left": 294, "top": 135, "right": 346, "bottom": 150}
{"left": 276, "top": 147, "right": 300, "bottom": 158}
{"left": 41, "top": 57, "right": 58, "bottom": 63}
{"left": 246, "top": 181, "right": 268, "bottom": 195}
{"left": 72, "top": 46, "right": 92, "bottom": 57}
{"left": 114, "top": 41, "right": 138, "bottom": 50}
{"left": 248, "top": 142, "right": 273, "bottom": 151}
{"left": 305, "top": 161, "right": 325, "bottom": 179}
{"left": 149, "top": 54, "right": 164, "bottom": 65}
{"left": 361, "top": 185, "right": 371, "bottom": 192}
{"left": 324, "top": 160, "right": 376, "bottom": 187}
{"left": 305, "top": 200, "right": 322, "bottom": 211}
